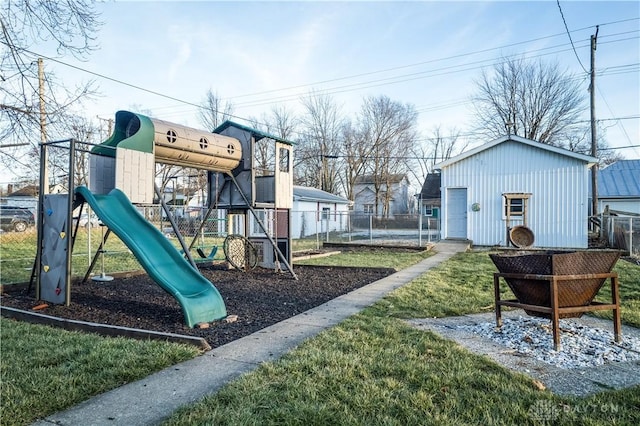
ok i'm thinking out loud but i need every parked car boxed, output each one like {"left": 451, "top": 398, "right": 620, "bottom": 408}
{"left": 0, "top": 205, "right": 36, "bottom": 232}
{"left": 74, "top": 212, "right": 101, "bottom": 228}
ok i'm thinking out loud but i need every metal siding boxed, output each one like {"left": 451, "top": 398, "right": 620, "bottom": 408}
{"left": 441, "top": 141, "right": 590, "bottom": 248}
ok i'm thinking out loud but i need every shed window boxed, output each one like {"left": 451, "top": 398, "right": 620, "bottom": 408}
{"left": 364, "top": 204, "right": 374, "bottom": 214}
{"left": 505, "top": 198, "right": 524, "bottom": 216}
{"left": 503, "top": 193, "right": 531, "bottom": 219}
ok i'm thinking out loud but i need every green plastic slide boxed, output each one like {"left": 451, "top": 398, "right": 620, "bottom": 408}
{"left": 75, "top": 186, "right": 227, "bottom": 327}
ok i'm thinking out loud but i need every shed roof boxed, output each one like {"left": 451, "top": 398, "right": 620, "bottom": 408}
{"left": 7, "top": 185, "right": 38, "bottom": 197}
{"left": 293, "top": 186, "right": 350, "bottom": 204}
{"left": 6, "top": 184, "right": 63, "bottom": 197}
{"left": 434, "top": 135, "right": 597, "bottom": 169}
{"left": 598, "top": 159, "right": 640, "bottom": 198}
{"left": 419, "top": 172, "right": 441, "bottom": 200}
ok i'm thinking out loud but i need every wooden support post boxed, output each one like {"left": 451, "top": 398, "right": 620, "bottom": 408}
{"left": 494, "top": 273, "right": 503, "bottom": 328}
{"left": 612, "top": 275, "right": 621, "bottom": 342}
{"left": 550, "top": 276, "right": 561, "bottom": 351}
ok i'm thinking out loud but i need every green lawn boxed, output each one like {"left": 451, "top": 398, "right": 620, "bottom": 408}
{"left": 2, "top": 248, "right": 639, "bottom": 425}
{"left": 165, "top": 251, "right": 640, "bottom": 425}
{"left": 0, "top": 319, "right": 200, "bottom": 426}
{"left": 294, "top": 247, "right": 433, "bottom": 270}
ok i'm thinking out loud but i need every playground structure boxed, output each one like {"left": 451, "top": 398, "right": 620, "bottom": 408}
{"left": 34, "top": 110, "right": 295, "bottom": 327}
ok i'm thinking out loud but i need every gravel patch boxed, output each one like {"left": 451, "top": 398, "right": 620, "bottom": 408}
{"left": 407, "top": 312, "right": 640, "bottom": 396}
{"left": 459, "top": 316, "right": 640, "bottom": 369}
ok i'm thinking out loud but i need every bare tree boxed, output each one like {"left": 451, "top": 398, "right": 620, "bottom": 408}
{"left": 1, "top": 1, "right": 101, "bottom": 180}
{"left": 67, "top": 115, "right": 100, "bottom": 188}
{"left": 198, "top": 89, "right": 234, "bottom": 131}
{"left": 247, "top": 105, "right": 299, "bottom": 177}
{"left": 472, "top": 57, "right": 586, "bottom": 147}
{"left": 357, "top": 95, "right": 418, "bottom": 217}
{"left": 408, "top": 126, "right": 467, "bottom": 192}
{"left": 263, "top": 104, "right": 298, "bottom": 141}
{"left": 297, "top": 92, "right": 344, "bottom": 193}
{"left": 156, "top": 164, "right": 181, "bottom": 202}
{"left": 339, "top": 120, "right": 368, "bottom": 201}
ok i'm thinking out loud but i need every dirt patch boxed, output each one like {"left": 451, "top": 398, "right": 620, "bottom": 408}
{"left": 1, "top": 255, "right": 396, "bottom": 348}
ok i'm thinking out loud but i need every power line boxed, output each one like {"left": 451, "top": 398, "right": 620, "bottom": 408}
{"left": 3, "top": 18, "right": 637, "bottom": 148}
{"left": 556, "top": 0, "right": 590, "bottom": 74}
{"left": 224, "top": 19, "right": 637, "bottom": 102}
{"left": 231, "top": 36, "right": 637, "bottom": 110}
{"left": 5, "top": 20, "right": 637, "bottom": 119}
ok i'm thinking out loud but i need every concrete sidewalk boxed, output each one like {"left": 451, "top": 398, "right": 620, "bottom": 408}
{"left": 34, "top": 241, "right": 468, "bottom": 426}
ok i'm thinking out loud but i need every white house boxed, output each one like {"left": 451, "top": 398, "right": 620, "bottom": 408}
{"left": 291, "top": 185, "right": 351, "bottom": 238}
{"left": 434, "top": 135, "right": 597, "bottom": 248}
{"left": 352, "top": 174, "right": 411, "bottom": 217}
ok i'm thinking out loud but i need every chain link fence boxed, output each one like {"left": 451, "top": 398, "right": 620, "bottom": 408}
{"left": 3, "top": 204, "right": 636, "bottom": 287}
{"left": 1, "top": 197, "right": 38, "bottom": 285}
{"left": 291, "top": 211, "right": 441, "bottom": 249}
{"left": 1, "top": 207, "right": 441, "bottom": 285}
{"left": 600, "top": 215, "right": 640, "bottom": 258}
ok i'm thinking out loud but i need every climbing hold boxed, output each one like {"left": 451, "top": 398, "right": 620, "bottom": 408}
{"left": 55, "top": 287, "right": 61, "bottom": 296}
{"left": 47, "top": 209, "right": 53, "bottom": 216}
{"left": 60, "top": 232, "right": 66, "bottom": 239}
{"left": 43, "top": 265, "right": 49, "bottom": 272}
{"left": 32, "top": 303, "right": 49, "bottom": 311}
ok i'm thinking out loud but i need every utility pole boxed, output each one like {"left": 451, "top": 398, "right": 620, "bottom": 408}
{"left": 35, "top": 58, "right": 47, "bottom": 300}
{"left": 38, "top": 57, "right": 49, "bottom": 195}
{"left": 590, "top": 26, "right": 599, "bottom": 230}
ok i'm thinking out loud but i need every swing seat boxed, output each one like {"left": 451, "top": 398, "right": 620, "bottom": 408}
{"left": 196, "top": 245, "right": 218, "bottom": 260}
{"left": 181, "top": 245, "right": 218, "bottom": 262}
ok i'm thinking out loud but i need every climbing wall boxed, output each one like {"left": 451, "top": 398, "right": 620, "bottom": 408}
{"left": 39, "top": 194, "right": 70, "bottom": 304}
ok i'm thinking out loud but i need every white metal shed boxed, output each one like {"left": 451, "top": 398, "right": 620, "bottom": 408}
{"left": 434, "top": 135, "right": 597, "bottom": 248}
{"left": 291, "top": 186, "right": 351, "bottom": 239}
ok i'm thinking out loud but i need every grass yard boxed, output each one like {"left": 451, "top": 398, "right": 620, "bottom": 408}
{"left": 0, "top": 246, "right": 431, "bottom": 425}
{"left": 165, "top": 251, "right": 640, "bottom": 425}
{"left": 294, "top": 247, "right": 433, "bottom": 270}
{"left": 2, "top": 248, "right": 639, "bottom": 425}
{"left": 0, "top": 319, "right": 200, "bottom": 426}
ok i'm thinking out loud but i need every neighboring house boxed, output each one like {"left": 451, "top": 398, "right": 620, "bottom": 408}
{"left": 417, "top": 172, "right": 441, "bottom": 219}
{"left": 1, "top": 184, "right": 64, "bottom": 214}
{"left": 159, "top": 187, "right": 188, "bottom": 206}
{"left": 291, "top": 185, "right": 351, "bottom": 238}
{"left": 152, "top": 186, "right": 189, "bottom": 218}
{"left": 353, "top": 174, "right": 411, "bottom": 217}
{"left": 596, "top": 159, "right": 640, "bottom": 215}
{"left": 434, "top": 135, "right": 596, "bottom": 248}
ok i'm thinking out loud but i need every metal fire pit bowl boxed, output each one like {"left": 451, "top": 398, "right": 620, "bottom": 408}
{"left": 490, "top": 250, "right": 622, "bottom": 350}
{"left": 490, "top": 250, "right": 620, "bottom": 318}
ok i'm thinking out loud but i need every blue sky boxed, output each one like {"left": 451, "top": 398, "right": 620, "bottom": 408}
{"left": 28, "top": 1, "right": 640, "bottom": 161}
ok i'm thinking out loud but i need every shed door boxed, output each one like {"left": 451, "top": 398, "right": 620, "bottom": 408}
{"left": 447, "top": 188, "right": 467, "bottom": 239}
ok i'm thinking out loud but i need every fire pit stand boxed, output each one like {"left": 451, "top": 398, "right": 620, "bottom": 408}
{"left": 494, "top": 271, "right": 621, "bottom": 350}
